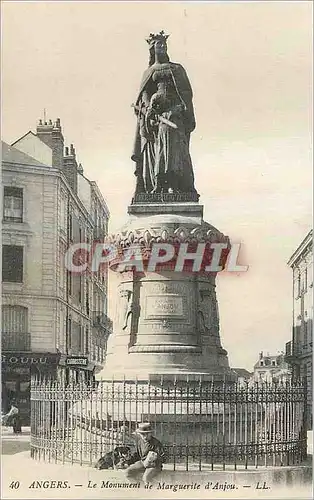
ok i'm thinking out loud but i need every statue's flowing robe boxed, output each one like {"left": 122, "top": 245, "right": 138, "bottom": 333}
{"left": 131, "top": 62, "right": 197, "bottom": 194}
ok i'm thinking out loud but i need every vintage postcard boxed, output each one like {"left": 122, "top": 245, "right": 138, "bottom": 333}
{"left": 1, "top": 1, "right": 312, "bottom": 499}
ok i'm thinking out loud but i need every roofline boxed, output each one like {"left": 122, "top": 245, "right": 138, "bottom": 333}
{"left": 11, "top": 130, "right": 37, "bottom": 146}
{"left": 89, "top": 180, "right": 110, "bottom": 218}
{"left": 287, "top": 229, "right": 313, "bottom": 267}
{"left": 4, "top": 139, "right": 110, "bottom": 220}
{"left": 77, "top": 174, "right": 110, "bottom": 218}
{"left": 2, "top": 140, "right": 49, "bottom": 168}
{"left": 2, "top": 162, "right": 61, "bottom": 177}
{"left": 2, "top": 159, "right": 49, "bottom": 169}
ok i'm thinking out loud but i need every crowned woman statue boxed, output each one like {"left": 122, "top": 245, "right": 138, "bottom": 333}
{"left": 131, "top": 31, "right": 198, "bottom": 197}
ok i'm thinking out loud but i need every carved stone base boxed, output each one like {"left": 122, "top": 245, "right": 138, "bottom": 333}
{"left": 98, "top": 202, "right": 233, "bottom": 381}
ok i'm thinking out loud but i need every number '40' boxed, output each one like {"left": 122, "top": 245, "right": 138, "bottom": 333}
{"left": 9, "top": 481, "right": 20, "bottom": 489}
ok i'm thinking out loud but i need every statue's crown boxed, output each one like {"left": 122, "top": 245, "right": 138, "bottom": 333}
{"left": 146, "top": 30, "right": 169, "bottom": 46}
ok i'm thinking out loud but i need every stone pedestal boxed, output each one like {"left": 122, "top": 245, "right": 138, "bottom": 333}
{"left": 98, "top": 202, "right": 235, "bottom": 381}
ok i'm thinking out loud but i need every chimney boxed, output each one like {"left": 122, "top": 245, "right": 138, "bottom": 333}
{"left": 36, "top": 117, "right": 64, "bottom": 170}
{"left": 63, "top": 143, "right": 78, "bottom": 194}
{"left": 259, "top": 351, "right": 263, "bottom": 360}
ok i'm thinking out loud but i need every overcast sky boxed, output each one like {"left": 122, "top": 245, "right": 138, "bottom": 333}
{"left": 1, "top": 1, "right": 312, "bottom": 370}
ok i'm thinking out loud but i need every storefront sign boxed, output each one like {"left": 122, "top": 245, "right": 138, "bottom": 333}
{"left": 65, "top": 356, "right": 88, "bottom": 367}
{"left": 1, "top": 352, "right": 60, "bottom": 366}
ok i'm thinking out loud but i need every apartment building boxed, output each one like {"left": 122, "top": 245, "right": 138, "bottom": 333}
{"left": 1, "top": 118, "right": 112, "bottom": 424}
{"left": 252, "top": 351, "right": 291, "bottom": 383}
{"left": 285, "top": 229, "right": 313, "bottom": 429}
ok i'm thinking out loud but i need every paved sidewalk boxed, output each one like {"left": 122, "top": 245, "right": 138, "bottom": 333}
{"left": 2, "top": 427, "right": 30, "bottom": 438}
{"left": 1, "top": 450, "right": 312, "bottom": 500}
{"left": 1, "top": 430, "right": 312, "bottom": 499}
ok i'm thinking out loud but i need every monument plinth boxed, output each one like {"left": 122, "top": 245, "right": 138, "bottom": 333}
{"left": 100, "top": 202, "right": 233, "bottom": 380}
{"left": 97, "top": 31, "right": 234, "bottom": 381}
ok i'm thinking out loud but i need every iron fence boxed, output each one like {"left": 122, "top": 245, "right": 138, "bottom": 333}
{"left": 30, "top": 376, "right": 307, "bottom": 470}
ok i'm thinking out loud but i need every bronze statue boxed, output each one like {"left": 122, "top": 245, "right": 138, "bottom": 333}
{"left": 132, "top": 31, "right": 198, "bottom": 197}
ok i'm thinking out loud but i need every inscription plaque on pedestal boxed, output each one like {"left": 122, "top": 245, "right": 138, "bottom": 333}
{"left": 145, "top": 295, "right": 184, "bottom": 319}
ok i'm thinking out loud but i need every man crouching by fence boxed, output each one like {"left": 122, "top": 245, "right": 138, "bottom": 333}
{"left": 125, "top": 423, "right": 165, "bottom": 486}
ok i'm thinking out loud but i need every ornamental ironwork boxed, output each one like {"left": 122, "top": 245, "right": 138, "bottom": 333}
{"left": 30, "top": 376, "right": 307, "bottom": 470}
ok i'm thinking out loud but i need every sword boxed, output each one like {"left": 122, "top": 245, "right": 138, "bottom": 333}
{"left": 131, "top": 104, "right": 178, "bottom": 129}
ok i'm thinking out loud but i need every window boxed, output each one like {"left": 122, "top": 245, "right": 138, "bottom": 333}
{"left": 78, "top": 275, "right": 82, "bottom": 303}
{"left": 3, "top": 187, "right": 23, "bottom": 222}
{"left": 1, "top": 305, "right": 29, "bottom": 350}
{"left": 300, "top": 363, "right": 307, "bottom": 378}
{"left": 59, "top": 245, "right": 66, "bottom": 293}
{"left": 2, "top": 305, "right": 28, "bottom": 332}
{"left": 86, "top": 280, "right": 90, "bottom": 315}
{"left": 304, "top": 322, "right": 308, "bottom": 347}
{"left": 67, "top": 270, "right": 72, "bottom": 296}
{"left": 67, "top": 317, "right": 72, "bottom": 349}
{"left": 68, "top": 213, "right": 73, "bottom": 241}
{"left": 294, "top": 269, "right": 301, "bottom": 299}
{"left": 79, "top": 325, "right": 84, "bottom": 352}
{"left": 60, "top": 195, "right": 67, "bottom": 231}
{"left": 272, "top": 360, "right": 276, "bottom": 366}
{"left": 260, "top": 361, "right": 264, "bottom": 366}
{"left": 300, "top": 269, "right": 307, "bottom": 294}
{"left": 2, "top": 245, "right": 23, "bottom": 282}
{"left": 72, "top": 216, "right": 80, "bottom": 243}
{"left": 85, "top": 327, "right": 89, "bottom": 354}
{"left": 308, "top": 262, "right": 313, "bottom": 288}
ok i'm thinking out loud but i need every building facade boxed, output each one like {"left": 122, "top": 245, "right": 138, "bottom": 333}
{"left": 285, "top": 229, "right": 313, "bottom": 429}
{"left": 1, "top": 119, "right": 112, "bottom": 424}
{"left": 252, "top": 351, "right": 291, "bottom": 383}
{"left": 231, "top": 368, "right": 253, "bottom": 385}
